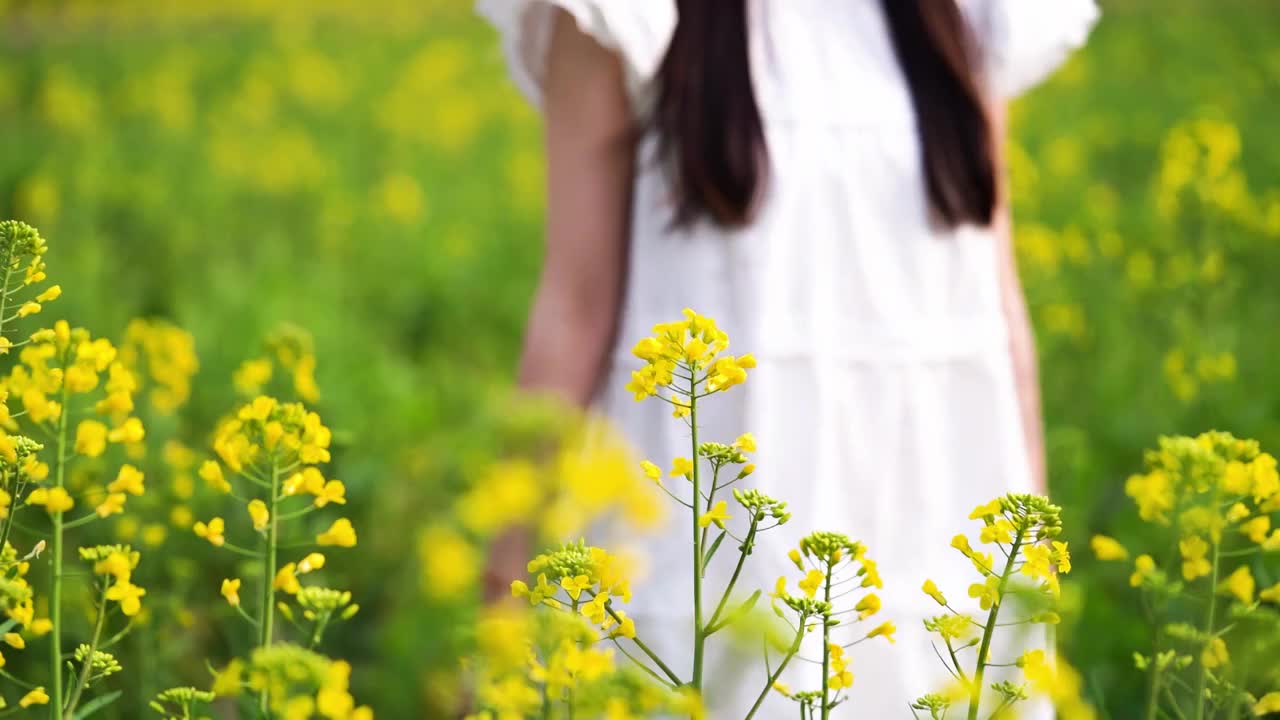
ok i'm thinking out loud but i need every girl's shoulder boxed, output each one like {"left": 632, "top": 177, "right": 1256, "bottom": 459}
{"left": 475, "top": 0, "right": 676, "bottom": 112}
{"left": 959, "top": 0, "right": 1100, "bottom": 98}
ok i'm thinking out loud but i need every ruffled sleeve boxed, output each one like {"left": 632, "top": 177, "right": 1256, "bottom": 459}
{"left": 476, "top": 0, "right": 678, "bottom": 112}
{"left": 965, "top": 0, "right": 1100, "bottom": 98}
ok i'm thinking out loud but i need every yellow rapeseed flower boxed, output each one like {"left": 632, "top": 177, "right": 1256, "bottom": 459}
{"left": 670, "top": 457, "right": 694, "bottom": 478}
{"left": 247, "top": 499, "right": 270, "bottom": 531}
{"left": 94, "top": 492, "right": 127, "bottom": 518}
{"left": 799, "top": 569, "right": 824, "bottom": 599}
{"left": 1129, "top": 554, "right": 1156, "bottom": 588}
{"left": 26, "top": 486, "right": 74, "bottom": 514}
{"left": 855, "top": 592, "right": 881, "bottom": 619}
{"left": 297, "top": 553, "right": 326, "bottom": 574}
{"left": 979, "top": 518, "right": 1015, "bottom": 545}
{"left": 922, "top": 579, "right": 947, "bottom": 606}
{"left": 968, "top": 576, "right": 1001, "bottom": 610}
{"left": 198, "top": 460, "right": 231, "bottom": 493}
{"left": 107, "top": 417, "right": 145, "bottom": 444}
{"left": 221, "top": 578, "right": 241, "bottom": 606}
{"left": 194, "top": 517, "right": 226, "bottom": 546}
{"left": 559, "top": 574, "right": 591, "bottom": 601}
{"left": 788, "top": 549, "right": 804, "bottom": 571}
{"left": 274, "top": 563, "right": 301, "bottom": 594}
{"left": 108, "top": 464, "right": 145, "bottom": 495}
{"left": 1090, "top": 535, "right": 1129, "bottom": 561}
{"left": 1240, "top": 516, "right": 1271, "bottom": 544}
{"left": 1255, "top": 693, "right": 1280, "bottom": 716}
{"left": 105, "top": 580, "right": 145, "bottom": 616}
{"left": 969, "top": 499, "right": 1004, "bottom": 519}
{"left": 1201, "top": 636, "right": 1228, "bottom": 669}
{"left": 698, "top": 500, "right": 730, "bottom": 529}
{"left": 74, "top": 420, "right": 108, "bottom": 457}
{"left": 581, "top": 592, "right": 609, "bottom": 624}
{"left": 1225, "top": 502, "right": 1250, "bottom": 522}
{"left": 211, "top": 659, "right": 244, "bottom": 697}
{"left": 865, "top": 621, "right": 896, "bottom": 644}
{"left": 1217, "top": 565, "right": 1254, "bottom": 604}
{"left": 640, "top": 460, "right": 662, "bottom": 485}
{"left": 3, "top": 633, "right": 23, "bottom": 649}
{"left": 312, "top": 479, "right": 347, "bottom": 508}
{"left": 1179, "top": 536, "right": 1211, "bottom": 581}
{"left": 19, "top": 687, "right": 48, "bottom": 707}
{"left": 316, "top": 518, "right": 357, "bottom": 547}
{"left": 418, "top": 526, "right": 478, "bottom": 601}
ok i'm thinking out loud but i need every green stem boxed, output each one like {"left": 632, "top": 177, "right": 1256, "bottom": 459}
{"left": 257, "top": 459, "right": 281, "bottom": 714}
{"left": 50, "top": 382, "right": 70, "bottom": 719}
{"left": 967, "top": 532, "right": 1024, "bottom": 720}
{"left": 946, "top": 637, "right": 969, "bottom": 684}
{"left": 821, "top": 570, "right": 833, "bottom": 720}
{"left": 689, "top": 377, "right": 704, "bottom": 690}
{"left": 308, "top": 615, "right": 329, "bottom": 649}
{"left": 597, "top": 592, "right": 683, "bottom": 687}
{"left": 745, "top": 625, "right": 806, "bottom": 720}
{"left": 698, "top": 464, "right": 721, "bottom": 563}
{"left": 1192, "top": 540, "right": 1221, "bottom": 720}
{"left": 63, "top": 582, "right": 109, "bottom": 718}
{"left": 1144, "top": 633, "right": 1164, "bottom": 720}
{"left": 706, "top": 520, "right": 759, "bottom": 632}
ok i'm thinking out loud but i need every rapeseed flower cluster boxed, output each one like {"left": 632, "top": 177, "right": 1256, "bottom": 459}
{"left": 196, "top": 394, "right": 365, "bottom": 713}
{"left": 768, "top": 531, "right": 891, "bottom": 720}
{"left": 914, "top": 494, "right": 1089, "bottom": 720}
{"left": 0, "top": 220, "right": 168, "bottom": 716}
{"left": 206, "top": 644, "right": 373, "bottom": 720}
{"left": 1091, "top": 432, "right": 1280, "bottom": 718}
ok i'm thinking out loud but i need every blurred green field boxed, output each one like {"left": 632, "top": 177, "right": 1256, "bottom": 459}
{"left": 0, "top": 0, "right": 1278, "bottom": 716}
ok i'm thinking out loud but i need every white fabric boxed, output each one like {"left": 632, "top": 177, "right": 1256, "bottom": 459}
{"left": 480, "top": 1, "right": 1097, "bottom": 717}
{"left": 966, "top": 0, "right": 1102, "bottom": 97}
{"left": 475, "top": 0, "right": 676, "bottom": 110}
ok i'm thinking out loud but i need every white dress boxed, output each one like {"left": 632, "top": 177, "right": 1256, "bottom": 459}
{"left": 478, "top": 1, "right": 1098, "bottom": 717}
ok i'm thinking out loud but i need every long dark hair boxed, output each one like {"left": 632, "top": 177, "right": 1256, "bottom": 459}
{"left": 653, "top": 0, "right": 996, "bottom": 229}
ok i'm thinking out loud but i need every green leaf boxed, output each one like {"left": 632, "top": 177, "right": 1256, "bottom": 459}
{"left": 726, "top": 589, "right": 762, "bottom": 626}
{"left": 73, "top": 690, "right": 123, "bottom": 719}
{"left": 702, "top": 530, "right": 727, "bottom": 569}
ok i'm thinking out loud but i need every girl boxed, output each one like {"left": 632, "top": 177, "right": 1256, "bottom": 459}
{"left": 479, "top": 0, "right": 1097, "bottom": 715}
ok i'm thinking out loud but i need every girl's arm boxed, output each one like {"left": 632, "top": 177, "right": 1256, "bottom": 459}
{"left": 485, "top": 9, "right": 636, "bottom": 600}
{"left": 517, "top": 8, "right": 636, "bottom": 405}
{"left": 990, "top": 103, "right": 1048, "bottom": 493}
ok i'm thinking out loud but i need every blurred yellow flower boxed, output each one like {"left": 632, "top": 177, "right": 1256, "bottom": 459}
{"left": 26, "top": 487, "right": 74, "bottom": 514}
{"left": 75, "top": 420, "right": 108, "bottom": 457}
{"left": 194, "top": 517, "right": 226, "bottom": 547}
{"left": 1090, "top": 535, "right": 1129, "bottom": 561}
{"left": 221, "top": 578, "right": 241, "bottom": 607}
{"left": 1178, "top": 536, "right": 1211, "bottom": 581}
{"left": 108, "top": 464, "right": 146, "bottom": 496}
{"left": 922, "top": 579, "right": 947, "bottom": 606}
{"left": 865, "top": 621, "right": 896, "bottom": 644}
{"left": 317, "top": 518, "right": 357, "bottom": 547}
{"left": 418, "top": 525, "right": 477, "bottom": 601}
{"left": 247, "top": 499, "right": 270, "bottom": 531}
{"left": 1217, "top": 565, "right": 1254, "bottom": 604}
{"left": 19, "top": 687, "right": 49, "bottom": 708}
